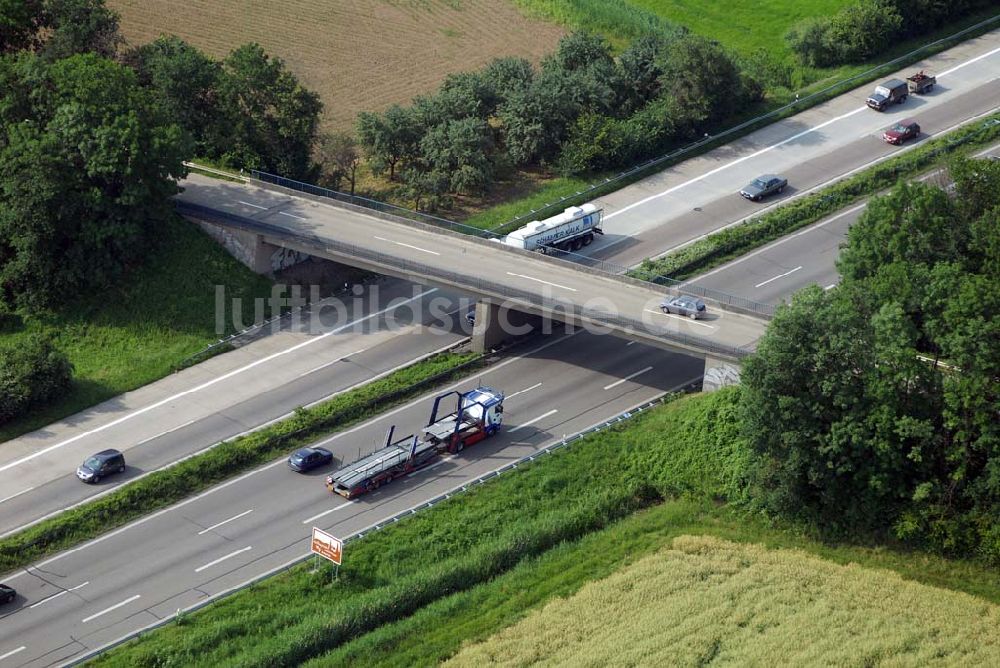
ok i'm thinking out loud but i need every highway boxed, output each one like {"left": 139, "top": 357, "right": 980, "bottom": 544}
{"left": 0, "top": 331, "right": 703, "bottom": 667}
{"left": 0, "top": 28, "right": 997, "bottom": 667}
{"left": 588, "top": 30, "right": 1000, "bottom": 267}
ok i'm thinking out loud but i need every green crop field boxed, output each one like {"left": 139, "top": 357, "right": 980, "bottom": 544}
{"left": 0, "top": 217, "right": 273, "bottom": 443}
{"left": 448, "top": 535, "right": 1000, "bottom": 666}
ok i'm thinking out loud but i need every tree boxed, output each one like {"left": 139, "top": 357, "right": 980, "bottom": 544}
{"left": 827, "top": 0, "right": 902, "bottom": 63}
{"left": 356, "top": 103, "right": 420, "bottom": 180}
{"left": 548, "top": 31, "right": 613, "bottom": 72}
{"left": 0, "top": 52, "right": 187, "bottom": 308}
{"left": 617, "top": 35, "right": 666, "bottom": 114}
{"left": 0, "top": 0, "right": 46, "bottom": 53}
{"left": 661, "top": 35, "right": 761, "bottom": 129}
{"left": 785, "top": 18, "right": 837, "bottom": 68}
{"left": 127, "top": 36, "right": 222, "bottom": 157}
{"left": 838, "top": 181, "right": 960, "bottom": 283}
{"left": 218, "top": 43, "right": 322, "bottom": 180}
{"left": 498, "top": 68, "right": 581, "bottom": 166}
{"left": 41, "top": 0, "right": 121, "bottom": 61}
{"left": 481, "top": 56, "right": 534, "bottom": 104}
{"left": 316, "top": 131, "right": 361, "bottom": 194}
{"left": 419, "top": 117, "right": 494, "bottom": 195}
{"left": 0, "top": 334, "right": 73, "bottom": 423}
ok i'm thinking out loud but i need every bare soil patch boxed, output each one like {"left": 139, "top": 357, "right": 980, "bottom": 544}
{"left": 108, "top": 0, "right": 565, "bottom": 131}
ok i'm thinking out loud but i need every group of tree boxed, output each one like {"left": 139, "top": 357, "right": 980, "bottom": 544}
{"left": 786, "top": 0, "right": 996, "bottom": 67}
{"left": 741, "top": 155, "right": 1000, "bottom": 563}
{"left": 356, "top": 30, "right": 762, "bottom": 208}
{"left": 0, "top": 0, "right": 323, "bottom": 312}
{"left": 0, "top": 335, "right": 72, "bottom": 425}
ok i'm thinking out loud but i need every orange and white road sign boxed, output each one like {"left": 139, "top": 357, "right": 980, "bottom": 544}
{"left": 310, "top": 526, "right": 343, "bottom": 565}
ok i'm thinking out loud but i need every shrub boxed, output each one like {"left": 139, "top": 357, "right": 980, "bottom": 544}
{"left": 0, "top": 335, "right": 73, "bottom": 424}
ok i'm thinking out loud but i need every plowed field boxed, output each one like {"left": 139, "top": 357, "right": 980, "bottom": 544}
{"left": 109, "top": 0, "right": 565, "bottom": 130}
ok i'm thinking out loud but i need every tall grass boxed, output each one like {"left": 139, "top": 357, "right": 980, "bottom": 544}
{"left": 511, "top": 0, "right": 684, "bottom": 49}
{"left": 0, "top": 215, "right": 274, "bottom": 443}
{"left": 447, "top": 535, "right": 1000, "bottom": 666}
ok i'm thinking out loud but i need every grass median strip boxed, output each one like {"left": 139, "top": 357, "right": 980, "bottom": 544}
{"left": 631, "top": 113, "right": 1000, "bottom": 283}
{"left": 0, "top": 349, "right": 483, "bottom": 574}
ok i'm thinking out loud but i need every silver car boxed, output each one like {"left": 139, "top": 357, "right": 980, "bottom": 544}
{"left": 659, "top": 295, "right": 707, "bottom": 320}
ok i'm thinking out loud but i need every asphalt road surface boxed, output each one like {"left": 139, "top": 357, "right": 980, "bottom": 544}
{"left": 1, "top": 30, "right": 998, "bottom": 666}
{"left": 0, "top": 331, "right": 703, "bottom": 667}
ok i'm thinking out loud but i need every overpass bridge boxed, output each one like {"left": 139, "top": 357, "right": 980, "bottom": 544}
{"left": 175, "top": 174, "right": 771, "bottom": 369}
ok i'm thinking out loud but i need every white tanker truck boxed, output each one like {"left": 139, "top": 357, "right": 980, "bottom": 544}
{"left": 494, "top": 203, "right": 603, "bottom": 253}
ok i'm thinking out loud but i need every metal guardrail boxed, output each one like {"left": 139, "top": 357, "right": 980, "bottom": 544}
{"left": 176, "top": 201, "right": 757, "bottom": 358}
{"left": 66, "top": 391, "right": 677, "bottom": 666}
{"left": 254, "top": 13, "right": 999, "bottom": 241}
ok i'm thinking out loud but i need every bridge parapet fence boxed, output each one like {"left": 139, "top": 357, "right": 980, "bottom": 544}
{"left": 176, "top": 201, "right": 754, "bottom": 360}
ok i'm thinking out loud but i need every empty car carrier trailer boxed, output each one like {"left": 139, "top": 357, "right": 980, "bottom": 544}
{"left": 326, "top": 387, "right": 505, "bottom": 499}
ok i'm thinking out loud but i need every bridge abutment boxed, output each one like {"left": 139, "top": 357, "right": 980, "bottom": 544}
{"left": 702, "top": 355, "right": 742, "bottom": 391}
{"left": 471, "top": 300, "right": 544, "bottom": 353}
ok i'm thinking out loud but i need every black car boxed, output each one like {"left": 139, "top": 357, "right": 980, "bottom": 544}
{"left": 659, "top": 295, "right": 707, "bottom": 320}
{"left": 740, "top": 174, "right": 787, "bottom": 201}
{"left": 0, "top": 583, "right": 15, "bottom": 604}
{"left": 288, "top": 447, "right": 334, "bottom": 472}
{"left": 76, "top": 449, "right": 125, "bottom": 483}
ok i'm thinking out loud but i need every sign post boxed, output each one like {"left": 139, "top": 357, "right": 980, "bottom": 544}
{"left": 310, "top": 526, "right": 343, "bottom": 577}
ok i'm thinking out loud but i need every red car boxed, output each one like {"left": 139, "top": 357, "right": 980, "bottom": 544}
{"left": 883, "top": 119, "right": 920, "bottom": 145}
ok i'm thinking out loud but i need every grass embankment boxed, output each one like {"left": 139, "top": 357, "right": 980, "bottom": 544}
{"left": 447, "top": 535, "right": 1000, "bottom": 666}
{"left": 94, "top": 388, "right": 1000, "bottom": 667}
{"left": 632, "top": 112, "right": 1000, "bottom": 282}
{"left": 0, "top": 216, "right": 274, "bottom": 443}
{"left": 0, "top": 351, "right": 480, "bottom": 573}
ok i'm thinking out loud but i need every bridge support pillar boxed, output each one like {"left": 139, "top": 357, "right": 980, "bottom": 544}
{"left": 703, "top": 355, "right": 742, "bottom": 392}
{"left": 471, "top": 301, "right": 505, "bottom": 353}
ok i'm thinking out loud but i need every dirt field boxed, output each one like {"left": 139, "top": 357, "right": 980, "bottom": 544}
{"left": 447, "top": 535, "right": 1000, "bottom": 666}
{"left": 108, "top": 0, "right": 565, "bottom": 131}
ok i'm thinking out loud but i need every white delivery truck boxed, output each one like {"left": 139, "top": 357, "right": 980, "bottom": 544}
{"left": 495, "top": 203, "right": 603, "bottom": 253}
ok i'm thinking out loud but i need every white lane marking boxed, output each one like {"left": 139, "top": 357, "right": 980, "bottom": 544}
{"left": 4, "top": 331, "right": 579, "bottom": 581}
{"left": 279, "top": 211, "right": 305, "bottom": 220}
{"left": 0, "top": 289, "right": 437, "bottom": 475}
{"left": 825, "top": 283, "right": 837, "bottom": 290}
{"left": 298, "top": 349, "right": 368, "bottom": 378}
{"left": 0, "top": 647, "right": 26, "bottom": 661}
{"left": 937, "top": 44, "right": 1000, "bottom": 76}
{"left": 409, "top": 455, "right": 457, "bottom": 478}
{"left": 373, "top": 236, "right": 440, "bottom": 256}
{"left": 0, "top": 486, "right": 36, "bottom": 505}
{"left": 754, "top": 266, "right": 802, "bottom": 288}
{"left": 71, "top": 376, "right": 704, "bottom": 661}
{"left": 688, "top": 203, "right": 865, "bottom": 284}
{"left": 510, "top": 409, "right": 558, "bottom": 433}
{"left": 505, "top": 272, "right": 577, "bottom": 292}
{"left": 625, "top": 341, "right": 636, "bottom": 346}
{"left": 643, "top": 309, "right": 717, "bottom": 330}
{"left": 29, "top": 581, "right": 89, "bottom": 609}
{"left": 194, "top": 546, "right": 252, "bottom": 573}
{"left": 301, "top": 502, "right": 353, "bottom": 525}
{"left": 238, "top": 200, "right": 267, "bottom": 210}
{"left": 506, "top": 382, "right": 542, "bottom": 400}
{"left": 606, "top": 44, "right": 1000, "bottom": 223}
{"left": 603, "top": 366, "right": 654, "bottom": 391}
{"left": 81, "top": 594, "right": 141, "bottom": 623}
{"left": 198, "top": 509, "right": 254, "bottom": 536}
{"left": 606, "top": 108, "right": 867, "bottom": 220}
{"left": 135, "top": 419, "right": 198, "bottom": 447}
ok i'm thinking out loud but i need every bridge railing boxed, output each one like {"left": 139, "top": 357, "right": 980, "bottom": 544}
{"left": 251, "top": 171, "right": 497, "bottom": 239}
{"left": 244, "top": 173, "right": 775, "bottom": 318}
{"left": 176, "top": 201, "right": 755, "bottom": 360}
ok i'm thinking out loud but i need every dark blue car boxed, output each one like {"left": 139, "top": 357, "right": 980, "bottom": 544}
{"left": 288, "top": 447, "right": 334, "bottom": 473}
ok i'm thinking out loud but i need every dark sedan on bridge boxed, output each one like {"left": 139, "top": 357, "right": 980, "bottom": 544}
{"left": 740, "top": 174, "right": 787, "bottom": 201}
{"left": 288, "top": 447, "right": 334, "bottom": 473}
{"left": 659, "top": 295, "right": 707, "bottom": 320}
